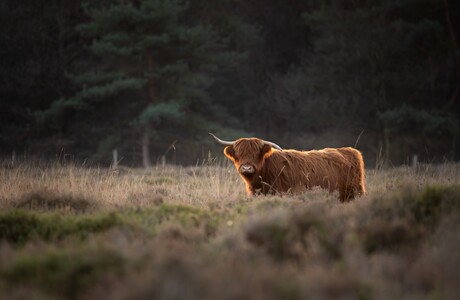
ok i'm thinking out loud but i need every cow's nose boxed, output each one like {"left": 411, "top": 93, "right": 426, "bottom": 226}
{"left": 239, "top": 164, "right": 255, "bottom": 174}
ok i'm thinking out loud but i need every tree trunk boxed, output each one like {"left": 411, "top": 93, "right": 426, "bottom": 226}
{"left": 452, "top": 134, "right": 457, "bottom": 161}
{"left": 142, "top": 126, "right": 151, "bottom": 168}
{"left": 142, "top": 50, "right": 155, "bottom": 168}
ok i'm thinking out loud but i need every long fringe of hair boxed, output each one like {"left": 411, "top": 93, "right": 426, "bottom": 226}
{"left": 261, "top": 147, "right": 366, "bottom": 201}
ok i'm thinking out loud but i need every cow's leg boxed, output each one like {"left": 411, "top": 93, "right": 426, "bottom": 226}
{"left": 339, "top": 187, "right": 355, "bottom": 202}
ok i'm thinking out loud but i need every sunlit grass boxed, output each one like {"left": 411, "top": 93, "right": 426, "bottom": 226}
{"left": 0, "top": 161, "right": 245, "bottom": 210}
{"left": 0, "top": 161, "right": 459, "bottom": 299}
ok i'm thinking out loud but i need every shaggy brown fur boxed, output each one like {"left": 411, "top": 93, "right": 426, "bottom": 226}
{"left": 223, "top": 138, "right": 366, "bottom": 202}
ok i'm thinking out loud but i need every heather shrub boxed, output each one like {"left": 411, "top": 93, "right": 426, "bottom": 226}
{"left": 2, "top": 247, "right": 124, "bottom": 299}
{"left": 244, "top": 207, "right": 339, "bottom": 261}
{"left": 0, "top": 163, "right": 459, "bottom": 299}
{"left": 0, "top": 210, "right": 121, "bottom": 245}
{"left": 408, "top": 186, "right": 460, "bottom": 227}
{"left": 359, "top": 217, "right": 422, "bottom": 254}
{"left": 15, "top": 191, "right": 94, "bottom": 213}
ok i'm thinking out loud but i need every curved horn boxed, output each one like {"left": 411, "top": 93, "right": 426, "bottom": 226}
{"left": 209, "top": 133, "right": 235, "bottom": 146}
{"left": 210, "top": 132, "right": 283, "bottom": 150}
{"left": 262, "top": 140, "right": 283, "bottom": 151}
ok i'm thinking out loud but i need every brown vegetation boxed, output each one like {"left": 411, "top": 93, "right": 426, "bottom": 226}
{"left": 0, "top": 162, "right": 459, "bottom": 299}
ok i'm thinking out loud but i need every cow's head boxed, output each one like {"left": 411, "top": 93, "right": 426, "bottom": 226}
{"left": 210, "top": 133, "right": 282, "bottom": 179}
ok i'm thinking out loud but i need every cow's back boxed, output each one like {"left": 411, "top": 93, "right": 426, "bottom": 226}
{"left": 258, "top": 147, "right": 365, "bottom": 200}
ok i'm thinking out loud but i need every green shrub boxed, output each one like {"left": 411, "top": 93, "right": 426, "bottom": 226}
{"left": 157, "top": 203, "right": 225, "bottom": 237}
{"left": 360, "top": 218, "right": 421, "bottom": 254}
{"left": 255, "top": 198, "right": 289, "bottom": 211}
{"left": 15, "top": 192, "right": 94, "bottom": 213}
{"left": 247, "top": 220, "right": 291, "bottom": 260}
{"left": 2, "top": 248, "right": 124, "bottom": 299}
{"left": 0, "top": 210, "right": 121, "bottom": 245}
{"left": 360, "top": 185, "right": 460, "bottom": 254}
{"left": 273, "top": 279, "right": 299, "bottom": 300}
{"left": 122, "top": 203, "right": 225, "bottom": 237}
{"left": 245, "top": 208, "right": 326, "bottom": 261}
{"left": 407, "top": 186, "right": 459, "bottom": 227}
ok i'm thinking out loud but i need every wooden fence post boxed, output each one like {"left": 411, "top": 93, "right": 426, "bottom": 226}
{"left": 412, "top": 154, "right": 418, "bottom": 168}
{"left": 112, "top": 149, "right": 118, "bottom": 169}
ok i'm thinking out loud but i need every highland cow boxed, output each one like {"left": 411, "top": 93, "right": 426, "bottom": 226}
{"left": 210, "top": 133, "right": 366, "bottom": 201}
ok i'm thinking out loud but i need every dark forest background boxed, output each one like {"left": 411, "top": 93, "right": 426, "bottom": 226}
{"left": 1, "top": 0, "right": 459, "bottom": 167}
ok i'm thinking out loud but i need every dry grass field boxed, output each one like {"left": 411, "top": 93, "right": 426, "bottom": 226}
{"left": 1, "top": 161, "right": 460, "bottom": 300}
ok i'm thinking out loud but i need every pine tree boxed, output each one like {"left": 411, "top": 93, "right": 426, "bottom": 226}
{"left": 40, "top": 0, "right": 235, "bottom": 167}
{"left": 270, "top": 0, "right": 460, "bottom": 164}
{"left": 0, "top": 0, "right": 83, "bottom": 155}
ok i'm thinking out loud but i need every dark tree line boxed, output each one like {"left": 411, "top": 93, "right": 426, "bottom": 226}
{"left": 1, "top": 0, "right": 459, "bottom": 167}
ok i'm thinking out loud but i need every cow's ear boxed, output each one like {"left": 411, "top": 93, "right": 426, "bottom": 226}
{"left": 261, "top": 143, "right": 273, "bottom": 158}
{"left": 224, "top": 145, "right": 235, "bottom": 160}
